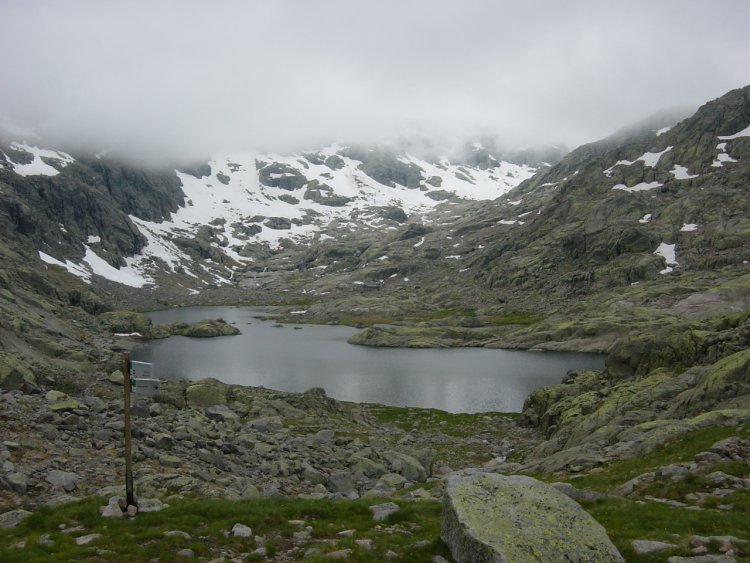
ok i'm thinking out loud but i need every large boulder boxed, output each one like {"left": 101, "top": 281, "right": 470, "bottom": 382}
{"left": 185, "top": 380, "right": 226, "bottom": 408}
{"left": 0, "top": 354, "right": 35, "bottom": 391}
{"left": 441, "top": 472, "right": 623, "bottom": 563}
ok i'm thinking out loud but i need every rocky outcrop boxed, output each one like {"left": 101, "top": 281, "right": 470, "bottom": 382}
{"left": 441, "top": 472, "right": 624, "bottom": 562}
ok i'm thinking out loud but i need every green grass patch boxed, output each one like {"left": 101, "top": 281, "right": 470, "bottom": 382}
{"left": 368, "top": 405, "right": 513, "bottom": 437}
{"left": 481, "top": 312, "right": 545, "bottom": 326}
{"left": 0, "top": 497, "right": 450, "bottom": 563}
{"left": 565, "top": 424, "right": 748, "bottom": 492}
{"left": 640, "top": 460, "right": 750, "bottom": 504}
{"left": 581, "top": 497, "right": 750, "bottom": 562}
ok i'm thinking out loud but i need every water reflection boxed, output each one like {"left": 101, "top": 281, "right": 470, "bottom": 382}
{"left": 132, "top": 307, "right": 605, "bottom": 413}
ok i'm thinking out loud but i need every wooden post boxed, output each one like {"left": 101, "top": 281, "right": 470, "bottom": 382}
{"left": 122, "top": 353, "right": 136, "bottom": 508}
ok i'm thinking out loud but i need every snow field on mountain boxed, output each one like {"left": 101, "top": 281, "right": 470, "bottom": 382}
{"left": 116, "top": 148, "right": 535, "bottom": 285}
{"left": 5, "top": 143, "right": 74, "bottom": 177}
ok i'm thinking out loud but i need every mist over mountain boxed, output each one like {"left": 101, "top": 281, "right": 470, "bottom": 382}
{"left": 1, "top": 0, "right": 747, "bottom": 164}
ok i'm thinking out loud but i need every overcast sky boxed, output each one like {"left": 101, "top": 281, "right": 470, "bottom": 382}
{"left": 1, "top": 0, "right": 748, "bottom": 163}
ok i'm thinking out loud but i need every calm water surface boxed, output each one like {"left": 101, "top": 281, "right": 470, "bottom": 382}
{"left": 132, "top": 307, "right": 605, "bottom": 413}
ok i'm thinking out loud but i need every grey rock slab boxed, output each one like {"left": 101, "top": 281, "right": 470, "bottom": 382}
{"left": 248, "top": 416, "right": 283, "bottom": 432}
{"left": 315, "top": 429, "right": 335, "bottom": 444}
{"left": 46, "top": 469, "right": 79, "bottom": 492}
{"left": 101, "top": 497, "right": 124, "bottom": 519}
{"left": 441, "top": 472, "right": 624, "bottom": 563}
{"left": 205, "top": 404, "right": 239, "bottom": 422}
{"left": 4, "top": 472, "right": 28, "bottom": 494}
{"left": 632, "top": 539, "right": 678, "bottom": 555}
{"left": 0, "top": 509, "right": 32, "bottom": 528}
{"left": 325, "top": 549, "right": 352, "bottom": 559}
{"left": 383, "top": 451, "right": 426, "bottom": 481}
{"left": 232, "top": 523, "right": 253, "bottom": 538}
{"left": 551, "top": 482, "right": 609, "bottom": 501}
{"left": 370, "top": 502, "right": 400, "bottom": 522}
{"left": 138, "top": 498, "right": 166, "bottom": 513}
{"left": 327, "top": 471, "right": 355, "bottom": 493}
{"left": 75, "top": 533, "right": 101, "bottom": 546}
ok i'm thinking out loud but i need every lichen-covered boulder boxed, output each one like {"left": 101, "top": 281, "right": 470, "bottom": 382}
{"left": 441, "top": 472, "right": 623, "bottom": 563}
{"left": 0, "top": 354, "right": 35, "bottom": 391}
{"left": 185, "top": 379, "right": 227, "bottom": 408}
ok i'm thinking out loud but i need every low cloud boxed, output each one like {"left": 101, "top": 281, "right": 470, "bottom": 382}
{"left": 1, "top": 0, "right": 748, "bottom": 163}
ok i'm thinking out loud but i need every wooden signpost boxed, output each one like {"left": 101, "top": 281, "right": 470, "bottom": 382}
{"left": 122, "top": 352, "right": 136, "bottom": 508}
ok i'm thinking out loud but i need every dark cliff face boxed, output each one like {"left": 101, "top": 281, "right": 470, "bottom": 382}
{"left": 0, "top": 148, "right": 185, "bottom": 267}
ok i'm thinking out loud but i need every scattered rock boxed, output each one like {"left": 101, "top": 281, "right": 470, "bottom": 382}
{"left": 205, "top": 404, "right": 239, "bottom": 422}
{"left": 108, "top": 370, "right": 125, "bottom": 386}
{"left": 4, "top": 471, "right": 28, "bottom": 494}
{"left": 232, "top": 523, "right": 253, "bottom": 538}
{"left": 632, "top": 539, "right": 678, "bottom": 555}
{"left": 75, "top": 533, "right": 101, "bottom": 546}
{"left": 100, "top": 497, "right": 124, "bottom": 519}
{"left": 370, "top": 502, "right": 400, "bottom": 521}
{"left": 315, "top": 429, "right": 335, "bottom": 444}
{"left": 327, "top": 471, "right": 355, "bottom": 494}
{"left": 248, "top": 416, "right": 283, "bottom": 432}
{"left": 164, "top": 530, "right": 191, "bottom": 539}
{"left": 0, "top": 509, "right": 32, "bottom": 528}
{"left": 46, "top": 469, "right": 80, "bottom": 492}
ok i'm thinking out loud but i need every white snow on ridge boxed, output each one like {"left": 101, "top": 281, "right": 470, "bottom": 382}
{"left": 38, "top": 246, "right": 150, "bottom": 288}
{"left": 671, "top": 165, "right": 698, "bottom": 180}
{"left": 681, "top": 223, "right": 698, "bottom": 232}
{"left": 7, "top": 143, "right": 74, "bottom": 177}
{"left": 22, "top": 141, "right": 536, "bottom": 288}
{"left": 613, "top": 181, "right": 662, "bottom": 193}
{"left": 112, "top": 147, "right": 538, "bottom": 285}
{"left": 711, "top": 142, "right": 737, "bottom": 167}
{"left": 639, "top": 214, "right": 652, "bottom": 223}
{"left": 718, "top": 125, "right": 750, "bottom": 139}
{"left": 604, "top": 146, "right": 672, "bottom": 177}
{"left": 656, "top": 127, "right": 671, "bottom": 136}
{"left": 654, "top": 242, "right": 677, "bottom": 274}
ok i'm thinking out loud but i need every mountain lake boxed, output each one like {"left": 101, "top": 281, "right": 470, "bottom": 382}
{"left": 131, "top": 306, "right": 605, "bottom": 413}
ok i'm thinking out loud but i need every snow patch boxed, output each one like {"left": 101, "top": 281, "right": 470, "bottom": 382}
{"left": 613, "top": 182, "right": 662, "bottom": 193}
{"left": 7, "top": 143, "right": 74, "bottom": 177}
{"left": 639, "top": 214, "right": 652, "bottom": 224}
{"left": 83, "top": 246, "right": 150, "bottom": 287}
{"left": 718, "top": 125, "right": 750, "bottom": 139}
{"left": 38, "top": 251, "right": 91, "bottom": 282}
{"left": 87, "top": 235, "right": 101, "bottom": 244}
{"left": 711, "top": 142, "right": 737, "bottom": 167}
{"left": 671, "top": 165, "right": 698, "bottom": 180}
{"left": 654, "top": 242, "right": 677, "bottom": 274}
{"left": 680, "top": 223, "right": 698, "bottom": 232}
{"left": 604, "top": 146, "right": 672, "bottom": 176}
{"left": 656, "top": 126, "right": 671, "bottom": 136}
